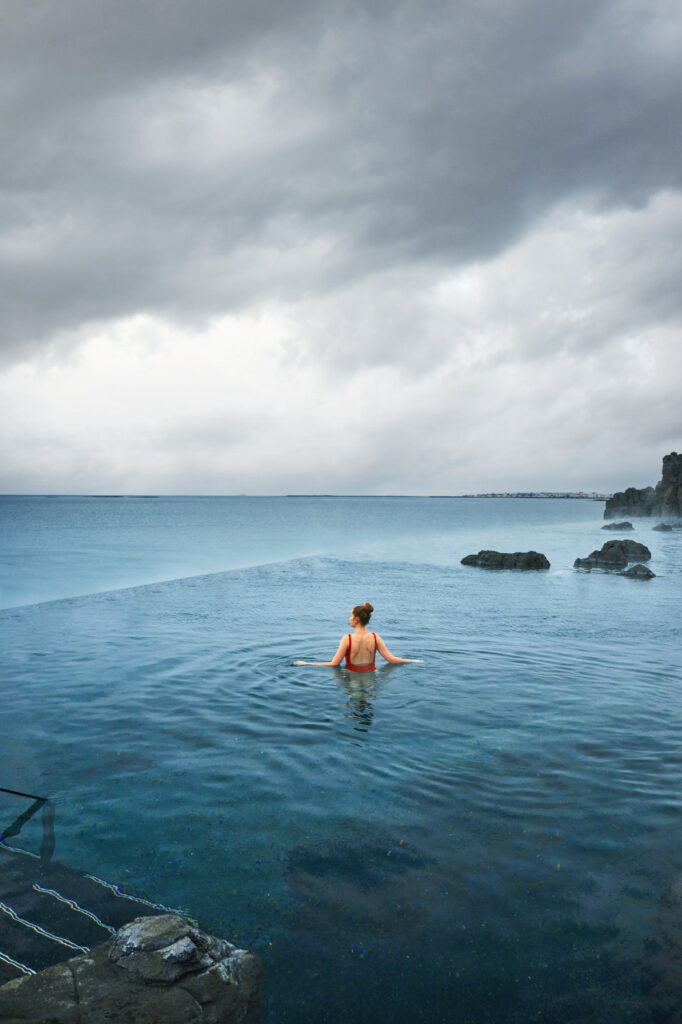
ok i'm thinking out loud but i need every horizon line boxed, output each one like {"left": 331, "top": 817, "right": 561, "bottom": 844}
{"left": 0, "top": 491, "right": 612, "bottom": 499}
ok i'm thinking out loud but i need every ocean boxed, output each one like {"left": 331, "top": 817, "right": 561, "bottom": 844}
{"left": 1, "top": 495, "right": 681, "bottom": 1022}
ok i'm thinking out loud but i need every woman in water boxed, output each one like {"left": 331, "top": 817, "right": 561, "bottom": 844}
{"left": 294, "top": 602, "right": 422, "bottom": 671}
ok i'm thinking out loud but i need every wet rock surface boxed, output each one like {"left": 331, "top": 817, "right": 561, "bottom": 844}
{"left": 601, "top": 521, "right": 633, "bottom": 530}
{"left": 605, "top": 452, "right": 682, "bottom": 519}
{"left": 0, "top": 914, "right": 262, "bottom": 1024}
{"left": 618, "top": 563, "right": 656, "bottom": 579}
{"left": 574, "top": 539, "right": 652, "bottom": 570}
{"left": 461, "top": 550, "right": 550, "bottom": 570}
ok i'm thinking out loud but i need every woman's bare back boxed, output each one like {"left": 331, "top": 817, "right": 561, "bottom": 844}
{"left": 347, "top": 631, "right": 376, "bottom": 666}
{"left": 293, "top": 604, "right": 423, "bottom": 667}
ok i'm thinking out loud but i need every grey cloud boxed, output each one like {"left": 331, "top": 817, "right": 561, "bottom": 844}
{"left": 151, "top": 411, "right": 273, "bottom": 454}
{"left": 2, "top": 0, "right": 682, "bottom": 361}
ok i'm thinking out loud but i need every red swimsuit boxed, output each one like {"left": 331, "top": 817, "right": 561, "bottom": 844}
{"left": 345, "top": 632, "right": 377, "bottom": 672}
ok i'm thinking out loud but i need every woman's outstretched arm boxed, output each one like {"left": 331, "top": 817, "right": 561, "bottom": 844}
{"left": 294, "top": 635, "right": 349, "bottom": 667}
{"left": 376, "top": 634, "right": 423, "bottom": 664}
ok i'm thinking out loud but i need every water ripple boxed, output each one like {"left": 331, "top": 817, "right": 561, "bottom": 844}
{"left": 2, "top": 531, "right": 681, "bottom": 1024}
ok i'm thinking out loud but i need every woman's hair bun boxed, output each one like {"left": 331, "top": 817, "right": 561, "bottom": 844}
{"left": 352, "top": 602, "right": 374, "bottom": 625}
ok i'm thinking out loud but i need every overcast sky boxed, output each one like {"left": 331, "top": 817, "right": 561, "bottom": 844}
{"left": 1, "top": 0, "right": 680, "bottom": 494}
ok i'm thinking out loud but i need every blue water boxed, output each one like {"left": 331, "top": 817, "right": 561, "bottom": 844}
{"left": 1, "top": 496, "right": 681, "bottom": 1022}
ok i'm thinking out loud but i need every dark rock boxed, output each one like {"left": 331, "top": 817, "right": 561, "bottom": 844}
{"left": 604, "top": 485, "right": 657, "bottom": 519}
{"left": 0, "top": 914, "right": 262, "bottom": 1024}
{"left": 573, "top": 539, "right": 651, "bottom": 570}
{"left": 658, "top": 452, "right": 682, "bottom": 515}
{"left": 641, "top": 876, "right": 682, "bottom": 1023}
{"left": 605, "top": 539, "right": 651, "bottom": 559}
{"left": 605, "top": 452, "right": 682, "bottom": 519}
{"left": 601, "top": 521, "right": 633, "bottom": 530}
{"left": 653, "top": 522, "right": 682, "bottom": 532}
{"left": 460, "top": 550, "right": 550, "bottom": 570}
{"left": 618, "top": 563, "right": 656, "bottom": 579}
{"left": 0, "top": 962, "right": 79, "bottom": 1024}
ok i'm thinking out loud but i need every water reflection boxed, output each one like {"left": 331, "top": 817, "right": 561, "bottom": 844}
{"left": 335, "top": 665, "right": 398, "bottom": 733}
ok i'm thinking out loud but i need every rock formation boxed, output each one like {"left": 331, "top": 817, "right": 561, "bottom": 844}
{"left": 461, "top": 550, "right": 550, "bottom": 570}
{"left": 574, "top": 539, "right": 651, "bottom": 570}
{"left": 601, "top": 521, "right": 633, "bottom": 531}
{"left": 653, "top": 522, "right": 682, "bottom": 532}
{"left": 618, "top": 563, "right": 656, "bottom": 579}
{"left": 604, "top": 485, "right": 657, "bottom": 518}
{"left": 604, "top": 452, "right": 682, "bottom": 519}
{"left": 0, "top": 914, "right": 262, "bottom": 1024}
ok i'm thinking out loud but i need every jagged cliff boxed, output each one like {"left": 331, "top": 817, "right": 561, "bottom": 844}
{"left": 604, "top": 452, "right": 682, "bottom": 519}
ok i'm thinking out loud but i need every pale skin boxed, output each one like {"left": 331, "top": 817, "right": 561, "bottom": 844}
{"left": 294, "top": 610, "right": 423, "bottom": 667}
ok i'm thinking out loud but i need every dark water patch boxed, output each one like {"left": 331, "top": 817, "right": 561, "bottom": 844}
{"left": 287, "top": 835, "right": 431, "bottom": 894}
{"left": 274, "top": 824, "right": 652, "bottom": 1024}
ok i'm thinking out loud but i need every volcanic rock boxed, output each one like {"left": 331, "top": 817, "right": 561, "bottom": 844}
{"left": 574, "top": 539, "right": 651, "bottom": 570}
{"left": 0, "top": 914, "right": 262, "bottom": 1024}
{"left": 604, "top": 485, "right": 657, "bottom": 519}
{"left": 618, "top": 563, "right": 656, "bottom": 579}
{"left": 461, "top": 550, "right": 550, "bottom": 570}
{"left": 605, "top": 452, "right": 682, "bottom": 519}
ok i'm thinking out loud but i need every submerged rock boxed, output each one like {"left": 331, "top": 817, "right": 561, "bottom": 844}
{"left": 574, "top": 539, "right": 651, "bottom": 570}
{"left": 287, "top": 835, "right": 431, "bottom": 893}
{"left": 601, "top": 521, "right": 633, "bottom": 531}
{"left": 605, "top": 452, "right": 682, "bottom": 519}
{"left": 460, "top": 550, "right": 550, "bottom": 570}
{"left": 0, "top": 914, "right": 262, "bottom": 1024}
{"left": 618, "top": 563, "right": 656, "bottom": 579}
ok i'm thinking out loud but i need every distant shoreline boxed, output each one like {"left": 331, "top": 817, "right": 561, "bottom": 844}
{"left": 1, "top": 492, "right": 611, "bottom": 500}
{"left": 288, "top": 493, "right": 611, "bottom": 499}
{"left": 436, "top": 493, "right": 611, "bottom": 500}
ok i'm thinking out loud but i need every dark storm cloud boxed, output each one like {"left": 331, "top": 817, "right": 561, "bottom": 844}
{"left": 1, "top": 0, "right": 681, "bottom": 361}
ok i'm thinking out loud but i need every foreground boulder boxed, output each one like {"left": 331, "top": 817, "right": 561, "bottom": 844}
{"left": 605, "top": 452, "right": 682, "bottom": 519}
{"left": 461, "top": 550, "right": 550, "bottom": 570}
{"left": 601, "top": 521, "right": 633, "bottom": 531}
{"left": 574, "top": 539, "right": 651, "bottom": 570}
{"left": 619, "top": 563, "right": 656, "bottom": 579}
{"left": 0, "top": 914, "right": 262, "bottom": 1024}
{"left": 641, "top": 876, "right": 682, "bottom": 1023}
